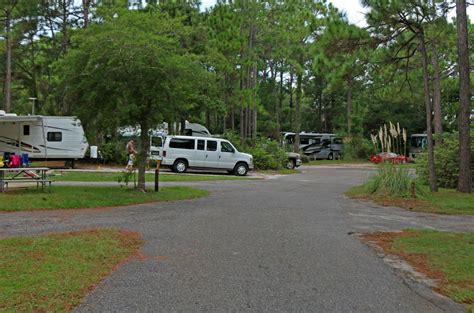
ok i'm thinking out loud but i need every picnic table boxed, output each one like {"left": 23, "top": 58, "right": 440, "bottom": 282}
{"left": 0, "top": 167, "right": 51, "bottom": 192}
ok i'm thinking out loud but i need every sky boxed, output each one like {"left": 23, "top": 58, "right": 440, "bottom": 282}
{"left": 200, "top": 0, "right": 474, "bottom": 27}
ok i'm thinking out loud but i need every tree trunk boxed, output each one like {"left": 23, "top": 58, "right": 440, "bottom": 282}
{"left": 61, "top": 0, "right": 69, "bottom": 54}
{"left": 180, "top": 118, "right": 186, "bottom": 135}
{"left": 419, "top": 35, "right": 438, "bottom": 192}
{"left": 431, "top": 46, "right": 443, "bottom": 136}
{"left": 288, "top": 72, "right": 294, "bottom": 129}
{"left": 293, "top": 71, "right": 302, "bottom": 153}
{"left": 138, "top": 120, "right": 150, "bottom": 192}
{"left": 347, "top": 76, "right": 353, "bottom": 136}
{"left": 82, "top": 0, "right": 90, "bottom": 28}
{"left": 277, "top": 68, "right": 283, "bottom": 138}
{"left": 456, "top": 0, "right": 472, "bottom": 192}
{"left": 4, "top": 8, "right": 12, "bottom": 113}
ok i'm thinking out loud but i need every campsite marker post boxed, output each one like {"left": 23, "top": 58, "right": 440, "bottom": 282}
{"left": 155, "top": 160, "right": 160, "bottom": 192}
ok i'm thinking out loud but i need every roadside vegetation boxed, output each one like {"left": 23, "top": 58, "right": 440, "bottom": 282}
{"left": 0, "top": 186, "right": 208, "bottom": 212}
{"left": 50, "top": 171, "right": 253, "bottom": 182}
{"left": 306, "top": 159, "right": 372, "bottom": 166}
{"left": 0, "top": 229, "right": 143, "bottom": 312}
{"left": 363, "top": 230, "right": 474, "bottom": 308}
{"left": 348, "top": 184, "right": 474, "bottom": 215}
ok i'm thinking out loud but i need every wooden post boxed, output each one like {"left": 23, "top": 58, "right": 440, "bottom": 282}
{"left": 155, "top": 160, "right": 161, "bottom": 192}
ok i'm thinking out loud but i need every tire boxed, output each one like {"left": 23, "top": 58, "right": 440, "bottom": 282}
{"left": 173, "top": 159, "right": 188, "bottom": 173}
{"left": 234, "top": 162, "right": 248, "bottom": 176}
{"left": 286, "top": 159, "right": 296, "bottom": 169}
{"left": 327, "top": 153, "right": 334, "bottom": 160}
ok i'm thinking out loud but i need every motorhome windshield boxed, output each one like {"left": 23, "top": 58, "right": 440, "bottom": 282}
{"left": 410, "top": 136, "right": 427, "bottom": 148}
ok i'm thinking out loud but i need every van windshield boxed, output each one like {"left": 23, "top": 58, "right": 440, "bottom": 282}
{"left": 221, "top": 141, "right": 235, "bottom": 153}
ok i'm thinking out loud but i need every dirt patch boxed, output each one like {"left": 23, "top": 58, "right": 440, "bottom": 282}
{"left": 351, "top": 194, "right": 437, "bottom": 214}
{"left": 361, "top": 231, "right": 449, "bottom": 297}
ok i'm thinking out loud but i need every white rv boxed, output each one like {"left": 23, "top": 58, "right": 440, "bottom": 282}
{"left": 0, "top": 111, "right": 89, "bottom": 162}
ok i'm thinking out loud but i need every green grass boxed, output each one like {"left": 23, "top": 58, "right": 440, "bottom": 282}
{"left": 306, "top": 159, "right": 371, "bottom": 166}
{"left": 0, "top": 229, "right": 143, "bottom": 312}
{"left": 258, "top": 169, "right": 299, "bottom": 175}
{"left": 49, "top": 171, "right": 253, "bottom": 182}
{"left": 0, "top": 186, "right": 209, "bottom": 212}
{"left": 347, "top": 185, "right": 474, "bottom": 215}
{"left": 390, "top": 230, "right": 474, "bottom": 305}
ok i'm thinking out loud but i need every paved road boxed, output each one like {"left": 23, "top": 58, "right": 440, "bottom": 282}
{"left": 1, "top": 167, "right": 472, "bottom": 312}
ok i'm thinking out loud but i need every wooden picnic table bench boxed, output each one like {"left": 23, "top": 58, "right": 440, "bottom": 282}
{"left": 0, "top": 167, "right": 52, "bottom": 192}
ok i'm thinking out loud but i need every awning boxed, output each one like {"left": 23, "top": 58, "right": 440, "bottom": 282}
{"left": 0, "top": 116, "right": 42, "bottom": 123}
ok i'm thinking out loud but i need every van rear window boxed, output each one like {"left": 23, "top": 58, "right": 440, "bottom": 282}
{"left": 169, "top": 138, "right": 195, "bottom": 150}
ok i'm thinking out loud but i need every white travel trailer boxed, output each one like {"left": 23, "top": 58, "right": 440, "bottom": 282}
{"left": 0, "top": 111, "right": 89, "bottom": 162}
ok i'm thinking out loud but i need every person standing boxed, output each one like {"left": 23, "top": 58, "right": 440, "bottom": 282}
{"left": 125, "top": 139, "right": 137, "bottom": 171}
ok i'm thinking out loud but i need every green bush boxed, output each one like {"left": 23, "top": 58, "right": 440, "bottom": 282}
{"left": 222, "top": 132, "right": 287, "bottom": 170}
{"left": 343, "top": 136, "right": 373, "bottom": 160}
{"left": 415, "top": 131, "right": 474, "bottom": 189}
{"left": 99, "top": 140, "right": 128, "bottom": 164}
{"left": 366, "top": 163, "right": 422, "bottom": 198}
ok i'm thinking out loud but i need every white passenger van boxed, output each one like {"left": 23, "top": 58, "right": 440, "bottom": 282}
{"left": 161, "top": 136, "right": 254, "bottom": 176}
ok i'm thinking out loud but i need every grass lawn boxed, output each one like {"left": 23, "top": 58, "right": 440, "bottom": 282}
{"left": 306, "top": 159, "right": 372, "bottom": 166}
{"left": 363, "top": 230, "right": 474, "bottom": 308}
{"left": 0, "top": 229, "right": 143, "bottom": 311}
{"left": 0, "top": 186, "right": 208, "bottom": 212}
{"left": 258, "top": 168, "right": 299, "bottom": 175}
{"left": 49, "top": 171, "right": 253, "bottom": 182}
{"left": 347, "top": 185, "right": 474, "bottom": 215}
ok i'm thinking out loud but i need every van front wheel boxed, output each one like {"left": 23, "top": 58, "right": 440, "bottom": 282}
{"left": 173, "top": 159, "right": 188, "bottom": 173}
{"left": 234, "top": 163, "right": 248, "bottom": 176}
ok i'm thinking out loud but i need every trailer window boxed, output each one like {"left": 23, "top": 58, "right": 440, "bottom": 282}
{"left": 300, "top": 138, "right": 309, "bottom": 144}
{"left": 23, "top": 125, "right": 30, "bottom": 136}
{"left": 47, "top": 132, "right": 62, "bottom": 142}
{"left": 169, "top": 138, "right": 195, "bottom": 150}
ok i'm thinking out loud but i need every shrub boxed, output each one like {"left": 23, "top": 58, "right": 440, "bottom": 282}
{"left": 343, "top": 136, "right": 373, "bottom": 160}
{"left": 99, "top": 140, "right": 128, "bottom": 164}
{"left": 222, "top": 132, "right": 287, "bottom": 170}
{"left": 366, "top": 163, "right": 422, "bottom": 198}
{"left": 415, "top": 131, "right": 474, "bottom": 189}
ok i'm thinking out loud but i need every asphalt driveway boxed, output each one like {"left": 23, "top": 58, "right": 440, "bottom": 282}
{"left": 0, "top": 167, "right": 472, "bottom": 312}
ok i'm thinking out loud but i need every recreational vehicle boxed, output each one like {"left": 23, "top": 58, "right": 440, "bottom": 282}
{"left": 409, "top": 134, "right": 427, "bottom": 158}
{"left": 0, "top": 111, "right": 89, "bottom": 164}
{"left": 118, "top": 122, "right": 212, "bottom": 160}
{"left": 282, "top": 132, "right": 343, "bottom": 160}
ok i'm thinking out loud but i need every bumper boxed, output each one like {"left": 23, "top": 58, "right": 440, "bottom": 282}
{"left": 295, "top": 159, "right": 302, "bottom": 167}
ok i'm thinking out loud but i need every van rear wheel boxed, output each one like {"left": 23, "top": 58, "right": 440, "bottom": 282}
{"left": 234, "top": 163, "right": 248, "bottom": 176}
{"left": 173, "top": 159, "right": 188, "bottom": 173}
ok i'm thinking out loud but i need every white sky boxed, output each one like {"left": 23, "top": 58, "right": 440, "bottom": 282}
{"left": 200, "top": 0, "right": 474, "bottom": 27}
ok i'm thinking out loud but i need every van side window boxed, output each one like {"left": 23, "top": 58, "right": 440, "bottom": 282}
{"left": 23, "top": 125, "right": 30, "bottom": 136}
{"left": 197, "top": 140, "right": 205, "bottom": 150}
{"left": 207, "top": 140, "right": 217, "bottom": 151}
{"left": 169, "top": 138, "right": 195, "bottom": 150}
{"left": 221, "top": 142, "right": 234, "bottom": 153}
{"left": 47, "top": 132, "right": 62, "bottom": 142}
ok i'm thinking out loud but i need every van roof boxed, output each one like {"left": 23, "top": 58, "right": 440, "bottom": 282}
{"left": 167, "top": 135, "right": 223, "bottom": 140}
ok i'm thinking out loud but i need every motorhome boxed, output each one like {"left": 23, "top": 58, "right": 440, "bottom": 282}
{"left": 409, "top": 133, "right": 427, "bottom": 158}
{"left": 0, "top": 111, "right": 89, "bottom": 164}
{"left": 118, "top": 122, "right": 212, "bottom": 160}
{"left": 282, "top": 132, "right": 343, "bottom": 160}
{"left": 160, "top": 135, "right": 253, "bottom": 176}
